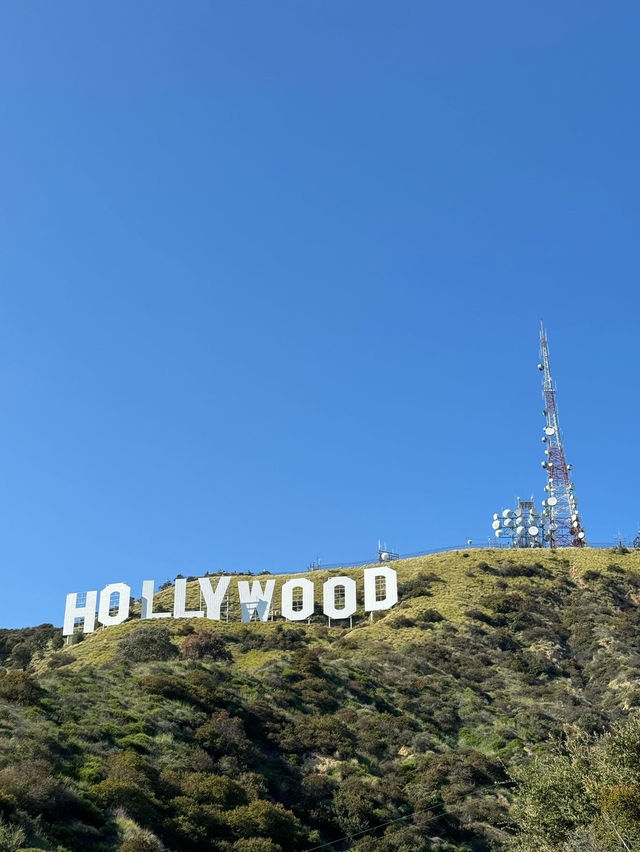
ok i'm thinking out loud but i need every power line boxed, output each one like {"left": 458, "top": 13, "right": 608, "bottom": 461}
{"left": 602, "top": 812, "right": 633, "bottom": 852}
{"left": 302, "top": 780, "right": 516, "bottom": 852}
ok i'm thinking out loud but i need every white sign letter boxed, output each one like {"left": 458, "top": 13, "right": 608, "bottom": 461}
{"left": 364, "top": 567, "right": 398, "bottom": 612}
{"left": 63, "top": 590, "right": 98, "bottom": 636}
{"left": 281, "top": 578, "right": 315, "bottom": 621}
{"left": 98, "top": 583, "right": 131, "bottom": 627}
{"left": 198, "top": 576, "right": 231, "bottom": 621}
{"left": 323, "top": 576, "right": 357, "bottom": 619}
{"left": 141, "top": 580, "right": 172, "bottom": 620}
{"left": 173, "top": 578, "right": 204, "bottom": 619}
{"left": 237, "top": 579, "right": 275, "bottom": 622}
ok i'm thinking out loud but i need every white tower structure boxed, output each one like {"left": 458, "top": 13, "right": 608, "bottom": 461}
{"left": 538, "top": 323, "right": 586, "bottom": 547}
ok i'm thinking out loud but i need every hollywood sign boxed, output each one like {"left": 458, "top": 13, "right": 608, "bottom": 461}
{"left": 63, "top": 567, "right": 399, "bottom": 636}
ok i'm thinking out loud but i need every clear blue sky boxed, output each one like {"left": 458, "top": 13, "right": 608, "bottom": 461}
{"left": 1, "top": 2, "right": 639, "bottom": 627}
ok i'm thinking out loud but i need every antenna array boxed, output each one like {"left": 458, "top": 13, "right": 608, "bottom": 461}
{"left": 538, "top": 323, "right": 586, "bottom": 547}
{"left": 490, "top": 324, "right": 587, "bottom": 548}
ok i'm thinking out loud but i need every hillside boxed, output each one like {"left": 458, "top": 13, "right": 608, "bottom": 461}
{"left": 2, "top": 547, "right": 640, "bottom": 851}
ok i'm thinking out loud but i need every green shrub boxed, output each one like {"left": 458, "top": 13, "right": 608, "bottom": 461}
{"left": 180, "top": 630, "right": 232, "bottom": 661}
{"left": 418, "top": 608, "right": 444, "bottom": 623}
{"left": 0, "top": 761, "right": 78, "bottom": 820}
{"left": 118, "top": 627, "right": 178, "bottom": 662}
{"left": 333, "top": 776, "right": 380, "bottom": 835}
{"left": 118, "top": 836, "right": 164, "bottom": 852}
{"left": 397, "top": 572, "right": 444, "bottom": 600}
{"left": 0, "top": 670, "right": 42, "bottom": 703}
{"left": 279, "top": 715, "right": 355, "bottom": 757}
{"left": 478, "top": 560, "right": 553, "bottom": 579}
{"left": 465, "top": 608, "right": 497, "bottom": 626}
{"left": 233, "top": 839, "right": 282, "bottom": 851}
{"left": 9, "top": 642, "right": 32, "bottom": 669}
{"left": 390, "top": 615, "right": 416, "bottom": 628}
{"left": 0, "top": 624, "right": 61, "bottom": 667}
{"left": 46, "top": 651, "right": 76, "bottom": 669}
{"left": 174, "top": 622, "right": 195, "bottom": 636}
{"left": 183, "top": 669, "right": 223, "bottom": 708}
{"left": 179, "top": 772, "right": 247, "bottom": 809}
{"left": 137, "top": 674, "right": 188, "bottom": 701}
{"left": 583, "top": 570, "right": 601, "bottom": 581}
{"left": 195, "top": 710, "right": 251, "bottom": 759}
{"left": 92, "top": 778, "right": 159, "bottom": 825}
{"left": 227, "top": 800, "right": 305, "bottom": 852}
{"left": 261, "top": 626, "right": 308, "bottom": 651}
{"left": 0, "top": 816, "right": 25, "bottom": 852}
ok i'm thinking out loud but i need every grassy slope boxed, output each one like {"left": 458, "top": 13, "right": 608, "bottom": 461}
{"left": 9, "top": 546, "right": 640, "bottom": 851}
{"left": 66, "top": 546, "right": 640, "bottom": 665}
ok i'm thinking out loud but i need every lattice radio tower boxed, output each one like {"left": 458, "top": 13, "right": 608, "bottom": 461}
{"left": 538, "top": 322, "right": 586, "bottom": 547}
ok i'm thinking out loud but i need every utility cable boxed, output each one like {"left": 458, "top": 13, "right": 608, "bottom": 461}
{"left": 303, "top": 779, "right": 516, "bottom": 852}
{"left": 602, "top": 812, "right": 634, "bottom": 852}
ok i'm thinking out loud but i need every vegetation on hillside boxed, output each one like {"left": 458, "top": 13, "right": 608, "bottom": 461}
{"left": 1, "top": 548, "right": 640, "bottom": 850}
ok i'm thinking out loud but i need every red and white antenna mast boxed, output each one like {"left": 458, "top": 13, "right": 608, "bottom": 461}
{"left": 538, "top": 322, "right": 586, "bottom": 547}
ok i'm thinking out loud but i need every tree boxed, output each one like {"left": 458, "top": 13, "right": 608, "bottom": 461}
{"left": 512, "top": 714, "right": 640, "bottom": 850}
{"left": 9, "top": 642, "right": 32, "bottom": 669}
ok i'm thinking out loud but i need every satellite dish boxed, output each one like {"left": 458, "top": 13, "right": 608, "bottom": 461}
{"left": 578, "top": 531, "right": 585, "bottom": 539}
{"left": 493, "top": 513, "right": 500, "bottom": 521}
{"left": 528, "top": 526, "right": 539, "bottom": 536}
{"left": 492, "top": 520, "right": 501, "bottom": 530}
{"left": 495, "top": 529, "right": 503, "bottom": 538}
{"left": 502, "top": 509, "right": 512, "bottom": 519}
{"left": 380, "top": 552, "right": 390, "bottom": 562}
{"left": 504, "top": 518, "right": 514, "bottom": 527}
{"left": 547, "top": 496, "right": 558, "bottom": 506}
{"left": 514, "top": 508, "right": 523, "bottom": 517}
{"left": 538, "top": 364, "right": 544, "bottom": 371}
{"left": 516, "top": 525, "right": 526, "bottom": 535}
{"left": 542, "top": 500, "right": 547, "bottom": 507}
{"left": 544, "top": 426, "right": 555, "bottom": 436}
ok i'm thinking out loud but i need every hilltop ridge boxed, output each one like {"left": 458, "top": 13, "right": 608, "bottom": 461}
{"left": 64, "top": 545, "right": 640, "bottom": 665}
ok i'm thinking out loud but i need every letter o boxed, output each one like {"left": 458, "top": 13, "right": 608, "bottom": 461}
{"left": 98, "top": 583, "right": 131, "bottom": 627}
{"left": 323, "top": 577, "right": 357, "bottom": 619}
{"left": 281, "top": 578, "right": 314, "bottom": 621}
